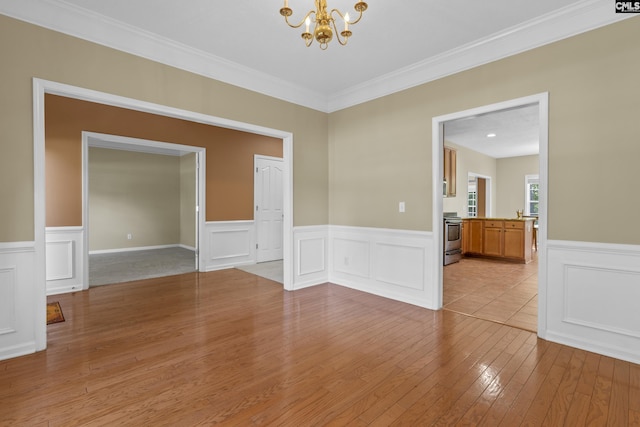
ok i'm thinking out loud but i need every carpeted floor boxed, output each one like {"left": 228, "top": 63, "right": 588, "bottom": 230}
{"left": 89, "top": 247, "right": 196, "bottom": 286}
{"left": 235, "top": 260, "right": 283, "bottom": 284}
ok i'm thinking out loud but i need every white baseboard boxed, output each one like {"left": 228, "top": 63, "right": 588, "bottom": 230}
{"left": 89, "top": 243, "right": 181, "bottom": 255}
{"left": 0, "top": 341, "right": 37, "bottom": 362}
{"left": 178, "top": 244, "right": 196, "bottom": 252}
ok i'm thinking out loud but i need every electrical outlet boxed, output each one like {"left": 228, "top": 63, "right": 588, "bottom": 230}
{"left": 399, "top": 201, "right": 406, "bottom": 213}
{"left": 344, "top": 257, "right": 349, "bottom": 266}
{"left": 127, "top": 233, "right": 132, "bottom": 240}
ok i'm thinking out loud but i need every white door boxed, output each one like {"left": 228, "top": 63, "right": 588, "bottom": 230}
{"left": 255, "top": 156, "right": 284, "bottom": 263}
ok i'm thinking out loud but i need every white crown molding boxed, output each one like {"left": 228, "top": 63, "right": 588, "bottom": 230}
{"left": 0, "top": 0, "right": 634, "bottom": 113}
{"left": 0, "top": 0, "right": 329, "bottom": 112}
{"left": 327, "top": 1, "right": 633, "bottom": 112}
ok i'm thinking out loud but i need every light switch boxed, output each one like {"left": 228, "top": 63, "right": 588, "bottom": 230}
{"left": 399, "top": 201, "right": 405, "bottom": 213}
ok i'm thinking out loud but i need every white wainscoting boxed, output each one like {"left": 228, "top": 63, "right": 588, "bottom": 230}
{"left": 205, "top": 221, "right": 256, "bottom": 271}
{"left": 293, "top": 225, "right": 329, "bottom": 289}
{"left": 329, "top": 226, "right": 435, "bottom": 308}
{"left": 545, "top": 240, "right": 640, "bottom": 364}
{"left": 45, "top": 227, "right": 84, "bottom": 295}
{"left": 0, "top": 242, "right": 38, "bottom": 361}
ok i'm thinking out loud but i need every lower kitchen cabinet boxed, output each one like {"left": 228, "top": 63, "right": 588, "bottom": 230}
{"left": 463, "top": 218, "right": 534, "bottom": 263}
{"left": 464, "top": 219, "right": 483, "bottom": 254}
{"left": 482, "top": 220, "right": 504, "bottom": 257}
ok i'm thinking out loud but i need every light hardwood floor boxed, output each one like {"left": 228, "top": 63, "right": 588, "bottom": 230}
{"left": 2, "top": 270, "right": 639, "bottom": 425}
{"left": 443, "top": 256, "right": 538, "bottom": 332}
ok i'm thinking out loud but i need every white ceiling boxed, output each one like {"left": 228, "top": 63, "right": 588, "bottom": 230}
{"left": 444, "top": 104, "right": 540, "bottom": 158}
{"left": 0, "top": 1, "right": 628, "bottom": 113}
{"left": 5, "top": 0, "right": 625, "bottom": 158}
{"left": 50, "top": 0, "right": 581, "bottom": 95}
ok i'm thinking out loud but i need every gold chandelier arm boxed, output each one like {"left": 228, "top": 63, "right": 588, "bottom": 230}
{"left": 329, "top": 8, "right": 364, "bottom": 26}
{"left": 281, "top": 10, "right": 315, "bottom": 29}
{"left": 332, "top": 19, "right": 349, "bottom": 46}
{"left": 305, "top": 38, "right": 313, "bottom": 47}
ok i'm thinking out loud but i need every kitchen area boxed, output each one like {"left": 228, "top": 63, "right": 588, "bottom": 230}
{"left": 440, "top": 104, "right": 540, "bottom": 332}
{"left": 444, "top": 212, "right": 536, "bottom": 266}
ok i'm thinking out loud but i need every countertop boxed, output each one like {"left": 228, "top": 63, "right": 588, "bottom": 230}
{"left": 462, "top": 217, "right": 536, "bottom": 221}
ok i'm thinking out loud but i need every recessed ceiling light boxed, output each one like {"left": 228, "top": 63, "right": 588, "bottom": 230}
{"left": 486, "top": 133, "right": 497, "bottom": 138}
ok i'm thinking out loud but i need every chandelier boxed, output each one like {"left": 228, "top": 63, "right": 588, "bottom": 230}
{"left": 279, "top": 0, "right": 368, "bottom": 50}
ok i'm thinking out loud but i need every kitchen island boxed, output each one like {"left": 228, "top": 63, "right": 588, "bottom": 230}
{"left": 462, "top": 217, "right": 535, "bottom": 264}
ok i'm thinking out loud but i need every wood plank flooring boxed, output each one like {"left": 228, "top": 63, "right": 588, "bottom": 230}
{"left": 1, "top": 269, "right": 638, "bottom": 425}
{"left": 444, "top": 256, "right": 538, "bottom": 332}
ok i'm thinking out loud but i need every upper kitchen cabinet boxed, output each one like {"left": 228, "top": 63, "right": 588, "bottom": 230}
{"left": 443, "top": 146, "right": 457, "bottom": 197}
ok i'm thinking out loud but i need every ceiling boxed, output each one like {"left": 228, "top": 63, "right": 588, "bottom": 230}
{"left": 4, "top": 1, "right": 625, "bottom": 158}
{"left": 0, "top": 1, "right": 627, "bottom": 113}
{"left": 444, "top": 104, "right": 540, "bottom": 158}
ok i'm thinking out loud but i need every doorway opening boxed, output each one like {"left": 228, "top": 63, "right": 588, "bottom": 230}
{"left": 234, "top": 155, "right": 285, "bottom": 284}
{"left": 432, "top": 93, "right": 548, "bottom": 336}
{"left": 33, "top": 78, "right": 294, "bottom": 352}
{"left": 82, "top": 132, "right": 204, "bottom": 288}
{"left": 467, "top": 173, "right": 492, "bottom": 218}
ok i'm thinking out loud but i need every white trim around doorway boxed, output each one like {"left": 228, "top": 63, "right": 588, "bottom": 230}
{"left": 33, "top": 78, "right": 294, "bottom": 352}
{"left": 81, "top": 131, "right": 207, "bottom": 290}
{"left": 431, "top": 92, "right": 549, "bottom": 337}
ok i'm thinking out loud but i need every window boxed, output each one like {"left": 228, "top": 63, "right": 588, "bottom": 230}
{"left": 525, "top": 175, "right": 539, "bottom": 216}
{"left": 467, "top": 177, "right": 477, "bottom": 217}
{"left": 468, "top": 192, "right": 477, "bottom": 218}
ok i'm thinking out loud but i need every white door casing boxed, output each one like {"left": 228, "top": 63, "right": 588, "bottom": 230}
{"left": 255, "top": 156, "right": 284, "bottom": 263}
{"left": 432, "top": 92, "right": 549, "bottom": 334}
{"left": 25, "top": 78, "right": 294, "bottom": 358}
{"left": 81, "top": 132, "right": 206, "bottom": 291}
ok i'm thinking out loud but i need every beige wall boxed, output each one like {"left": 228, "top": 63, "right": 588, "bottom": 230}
{"left": 329, "top": 17, "right": 640, "bottom": 244}
{"left": 88, "top": 148, "right": 181, "bottom": 251}
{"left": 0, "top": 14, "right": 328, "bottom": 242}
{"left": 442, "top": 142, "right": 497, "bottom": 218}
{"left": 496, "top": 155, "right": 539, "bottom": 219}
{"left": 44, "top": 94, "right": 283, "bottom": 225}
{"left": 180, "top": 153, "right": 196, "bottom": 249}
{"left": 2, "top": 14, "right": 640, "bottom": 245}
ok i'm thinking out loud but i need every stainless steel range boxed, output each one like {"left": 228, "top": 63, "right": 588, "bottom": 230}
{"left": 443, "top": 212, "right": 462, "bottom": 265}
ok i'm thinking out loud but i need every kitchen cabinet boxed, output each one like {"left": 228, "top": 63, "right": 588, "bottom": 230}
{"left": 482, "top": 220, "right": 503, "bottom": 257}
{"left": 443, "top": 146, "right": 456, "bottom": 197}
{"left": 503, "top": 221, "right": 525, "bottom": 259}
{"left": 463, "top": 218, "right": 534, "bottom": 263}
{"left": 464, "top": 219, "right": 483, "bottom": 254}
